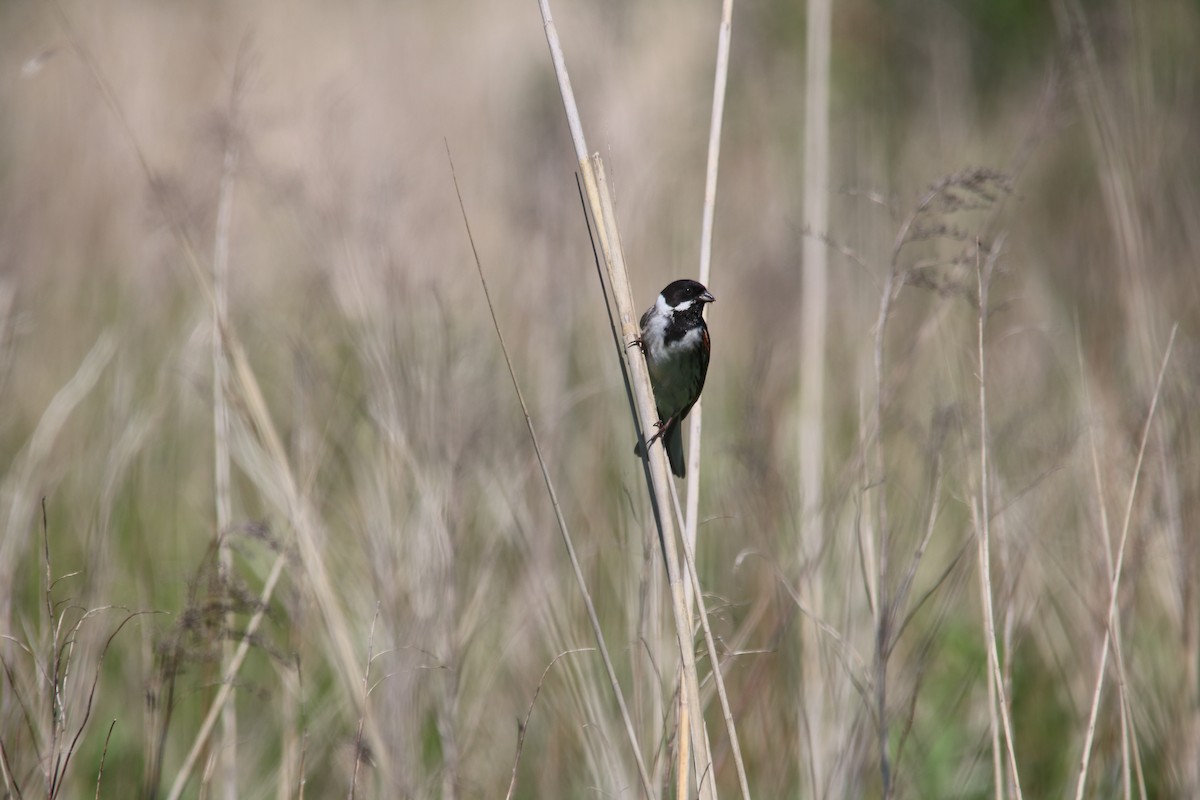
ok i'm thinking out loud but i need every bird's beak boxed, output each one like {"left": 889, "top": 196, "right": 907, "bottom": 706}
{"left": 701, "top": 290, "right": 715, "bottom": 304}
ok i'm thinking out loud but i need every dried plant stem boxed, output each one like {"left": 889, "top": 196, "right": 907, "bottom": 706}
{"left": 576, "top": 173, "right": 669, "bottom": 795}
{"left": 974, "top": 238, "right": 1023, "bottom": 800}
{"left": 798, "top": 0, "right": 831, "bottom": 789}
{"left": 799, "top": 0, "right": 830, "bottom": 548}
{"left": 349, "top": 604, "right": 380, "bottom": 800}
{"left": 592, "top": 158, "right": 717, "bottom": 799}
{"left": 211, "top": 74, "right": 241, "bottom": 800}
{"left": 448, "top": 146, "right": 653, "bottom": 798}
{"left": 0, "top": 740, "right": 16, "bottom": 798}
{"left": 967, "top": 489, "right": 1005, "bottom": 800}
{"left": 536, "top": 3, "right": 716, "bottom": 796}
{"left": 683, "top": 0, "right": 735, "bottom": 594}
{"left": 505, "top": 649, "right": 595, "bottom": 800}
{"left": 673, "top": 501, "right": 752, "bottom": 799}
{"left": 94, "top": 720, "right": 115, "bottom": 800}
{"left": 0, "top": 333, "right": 114, "bottom": 636}
{"left": 867, "top": 178, "right": 963, "bottom": 798}
{"left": 696, "top": 0, "right": 733, "bottom": 291}
{"left": 278, "top": 658, "right": 304, "bottom": 800}
{"left": 680, "top": 5, "right": 742, "bottom": 782}
{"left": 165, "top": 165, "right": 379, "bottom": 800}
{"left": 165, "top": 554, "right": 288, "bottom": 800}
{"left": 1077, "top": 326, "right": 1128, "bottom": 798}
{"left": 1073, "top": 324, "right": 1176, "bottom": 800}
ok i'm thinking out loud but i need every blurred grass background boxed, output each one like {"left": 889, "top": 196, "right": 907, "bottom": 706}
{"left": 1, "top": 0, "right": 1197, "bottom": 797}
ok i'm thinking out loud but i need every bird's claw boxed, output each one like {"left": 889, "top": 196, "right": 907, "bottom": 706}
{"left": 645, "top": 417, "right": 671, "bottom": 447}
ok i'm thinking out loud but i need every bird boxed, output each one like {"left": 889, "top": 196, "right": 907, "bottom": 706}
{"left": 633, "top": 279, "right": 715, "bottom": 478}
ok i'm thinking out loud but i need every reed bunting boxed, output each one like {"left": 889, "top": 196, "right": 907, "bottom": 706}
{"left": 633, "top": 279, "right": 715, "bottom": 478}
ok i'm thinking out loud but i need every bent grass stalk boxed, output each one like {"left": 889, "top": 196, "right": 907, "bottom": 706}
{"left": 1073, "top": 324, "right": 1176, "bottom": 800}
{"left": 448, "top": 146, "right": 654, "bottom": 798}
{"left": 504, "top": 649, "right": 596, "bottom": 800}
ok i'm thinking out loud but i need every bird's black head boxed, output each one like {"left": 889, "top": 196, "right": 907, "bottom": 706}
{"left": 660, "top": 279, "right": 715, "bottom": 311}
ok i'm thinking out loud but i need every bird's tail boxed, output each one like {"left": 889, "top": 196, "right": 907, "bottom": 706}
{"left": 633, "top": 422, "right": 686, "bottom": 478}
{"left": 665, "top": 424, "right": 685, "bottom": 478}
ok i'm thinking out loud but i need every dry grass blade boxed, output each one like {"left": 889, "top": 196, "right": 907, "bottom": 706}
{"left": 504, "top": 648, "right": 595, "bottom": 800}
{"left": 0, "top": 741, "right": 20, "bottom": 800}
{"left": 211, "top": 54, "right": 246, "bottom": 800}
{"left": 975, "top": 234, "right": 1023, "bottom": 800}
{"left": 40, "top": 595, "right": 153, "bottom": 799}
{"left": 447, "top": 143, "right": 653, "bottom": 798}
{"left": 1, "top": 335, "right": 115, "bottom": 631}
{"left": 1074, "top": 323, "right": 1177, "bottom": 800}
{"left": 348, "top": 604, "right": 380, "bottom": 800}
{"left": 93, "top": 720, "right": 115, "bottom": 800}
{"left": 676, "top": 509, "right": 750, "bottom": 799}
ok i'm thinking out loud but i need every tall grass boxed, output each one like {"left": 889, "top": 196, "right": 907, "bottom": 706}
{"left": 0, "top": 0, "right": 1197, "bottom": 797}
